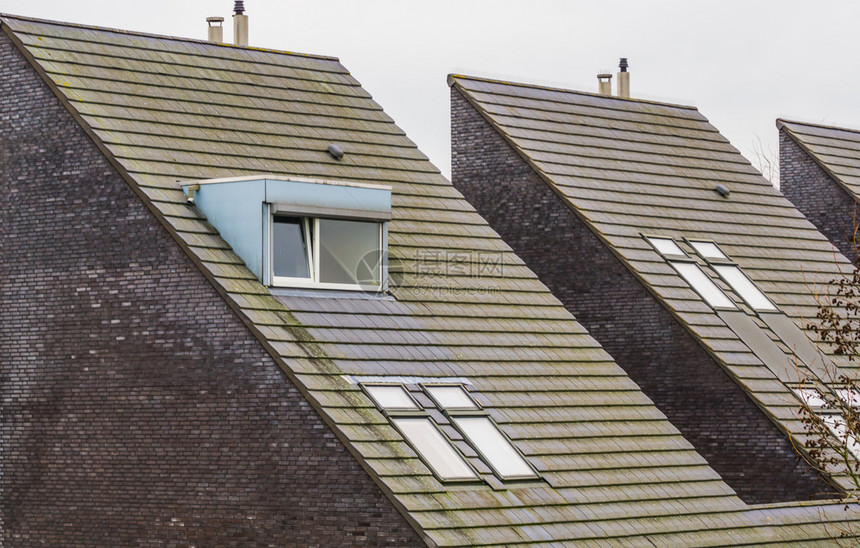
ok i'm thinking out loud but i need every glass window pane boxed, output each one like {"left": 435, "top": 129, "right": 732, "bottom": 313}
{"left": 670, "top": 262, "right": 736, "bottom": 309}
{"left": 822, "top": 414, "right": 860, "bottom": 459}
{"left": 792, "top": 387, "right": 827, "bottom": 408}
{"left": 838, "top": 388, "right": 860, "bottom": 408}
{"left": 647, "top": 237, "right": 685, "bottom": 256}
{"left": 713, "top": 265, "right": 777, "bottom": 311}
{"left": 318, "top": 219, "right": 381, "bottom": 286}
{"left": 392, "top": 418, "right": 477, "bottom": 480}
{"left": 273, "top": 216, "right": 310, "bottom": 279}
{"left": 425, "top": 385, "right": 478, "bottom": 410}
{"left": 453, "top": 417, "right": 535, "bottom": 479}
{"left": 364, "top": 385, "right": 418, "bottom": 410}
{"left": 689, "top": 241, "right": 727, "bottom": 260}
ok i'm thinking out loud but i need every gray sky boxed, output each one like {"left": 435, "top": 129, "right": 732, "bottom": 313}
{"left": 2, "top": 0, "right": 859, "bottom": 185}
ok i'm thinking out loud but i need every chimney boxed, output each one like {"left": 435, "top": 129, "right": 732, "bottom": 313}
{"left": 617, "top": 58, "right": 630, "bottom": 99}
{"left": 233, "top": 1, "right": 249, "bottom": 46}
{"left": 597, "top": 73, "right": 612, "bottom": 96}
{"left": 206, "top": 17, "right": 224, "bottom": 43}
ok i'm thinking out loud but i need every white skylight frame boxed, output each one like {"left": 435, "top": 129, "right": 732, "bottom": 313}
{"left": 364, "top": 384, "right": 420, "bottom": 411}
{"left": 670, "top": 261, "right": 737, "bottom": 309}
{"left": 360, "top": 383, "right": 478, "bottom": 482}
{"left": 645, "top": 236, "right": 686, "bottom": 257}
{"left": 791, "top": 386, "right": 860, "bottom": 461}
{"left": 821, "top": 414, "right": 860, "bottom": 460}
{"left": 711, "top": 264, "right": 777, "bottom": 312}
{"left": 792, "top": 387, "right": 828, "bottom": 409}
{"left": 686, "top": 239, "right": 778, "bottom": 312}
{"left": 644, "top": 235, "right": 737, "bottom": 310}
{"left": 424, "top": 384, "right": 480, "bottom": 410}
{"left": 688, "top": 240, "right": 728, "bottom": 260}
{"left": 270, "top": 214, "right": 385, "bottom": 292}
{"left": 422, "top": 384, "right": 538, "bottom": 481}
{"left": 838, "top": 388, "right": 860, "bottom": 408}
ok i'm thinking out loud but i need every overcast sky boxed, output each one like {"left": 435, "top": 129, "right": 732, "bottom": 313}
{"left": 2, "top": 0, "right": 859, "bottom": 185}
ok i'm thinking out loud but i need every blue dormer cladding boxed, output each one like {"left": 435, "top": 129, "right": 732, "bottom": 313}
{"left": 182, "top": 175, "right": 391, "bottom": 285}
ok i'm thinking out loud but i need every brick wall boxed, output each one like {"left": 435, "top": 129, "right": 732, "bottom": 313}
{"left": 779, "top": 130, "right": 858, "bottom": 261}
{"left": 450, "top": 87, "right": 836, "bottom": 504}
{"left": 0, "top": 31, "right": 423, "bottom": 547}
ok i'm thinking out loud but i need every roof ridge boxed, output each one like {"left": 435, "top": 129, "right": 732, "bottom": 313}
{"left": 448, "top": 73, "right": 700, "bottom": 111}
{"left": 0, "top": 12, "right": 341, "bottom": 62}
{"left": 777, "top": 117, "right": 860, "bottom": 136}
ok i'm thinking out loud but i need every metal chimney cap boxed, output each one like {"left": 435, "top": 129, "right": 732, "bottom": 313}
{"left": 234, "top": 1, "right": 245, "bottom": 15}
{"left": 619, "top": 58, "right": 629, "bottom": 72}
{"left": 206, "top": 17, "right": 225, "bottom": 26}
{"left": 597, "top": 73, "right": 612, "bottom": 80}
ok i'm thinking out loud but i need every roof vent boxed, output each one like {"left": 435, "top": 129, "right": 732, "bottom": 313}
{"left": 206, "top": 17, "right": 224, "bottom": 43}
{"left": 327, "top": 144, "right": 345, "bottom": 160}
{"left": 714, "top": 184, "right": 731, "bottom": 197}
{"left": 597, "top": 73, "right": 612, "bottom": 96}
{"left": 617, "top": 58, "right": 630, "bottom": 99}
{"left": 233, "top": 1, "right": 249, "bottom": 46}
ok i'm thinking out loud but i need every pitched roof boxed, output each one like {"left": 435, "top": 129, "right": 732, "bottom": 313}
{"left": 779, "top": 118, "right": 860, "bottom": 202}
{"left": 3, "top": 13, "right": 860, "bottom": 544}
{"left": 448, "top": 75, "right": 860, "bottom": 494}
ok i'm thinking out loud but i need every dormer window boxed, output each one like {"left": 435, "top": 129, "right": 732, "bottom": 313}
{"left": 181, "top": 176, "right": 390, "bottom": 292}
{"left": 271, "top": 215, "right": 383, "bottom": 290}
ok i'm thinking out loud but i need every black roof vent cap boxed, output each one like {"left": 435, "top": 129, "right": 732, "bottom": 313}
{"left": 619, "top": 58, "right": 629, "bottom": 72}
{"left": 234, "top": 1, "right": 245, "bottom": 15}
{"left": 714, "top": 184, "right": 731, "bottom": 197}
{"left": 327, "top": 144, "right": 344, "bottom": 160}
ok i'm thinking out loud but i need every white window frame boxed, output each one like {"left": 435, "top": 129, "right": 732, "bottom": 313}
{"left": 711, "top": 264, "right": 777, "bottom": 312}
{"left": 687, "top": 240, "right": 728, "bottom": 260}
{"left": 670, "top": 260, "right": 737, "bottom": 310}
{"left": 686, "top": 239, "right": 777, "bottom": 312}
{"left": 270, "top": 214, "right": 385, "bottom": 291}
{"left": 423, "top": 383, "right": 538, "bottom": 482}
{"left": 645, "top": 235, "right": 687, "bottom": 258}
{"left": 791, "top": 386, "right": 860, "bottom": 460}
{"left": 360, "top": 383, "right": 479, "bottom": 483}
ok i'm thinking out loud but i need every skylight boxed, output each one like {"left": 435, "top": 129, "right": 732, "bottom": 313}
{"left": 791, "top": 387, "right": 860, "bottom": 460}
{"left": 838, "top": 388, "right": 860, "bottom": 407}
{"left": 362, "top": 383, "right": 477, "bottom": 482}
{"left": 712, "top": 265, "right": 777, "bottom": 311}
{"left": 689, "top": 241, "right": 727, "bottom": 260}
{"left": 452, "top": 416, "right": 536, "bottom": 479}
{"left": 670, "top": 262, "right": 736, "bottom": 309}
{"left": 390, "top": 418, "right": 478, "bottom": 481}
{"left": 647, "top": 237, "right": 685, "bottom": 256}
{"left": 423, "top": 384, "right": 537, "bottom": 481}
{"left": 821, "top": 415, "right": 860, "bottom": 460}
{"left": 362, "top": 382, "right": 539, "bottom": 483}
{"left": 792, "top": 387, "right": 827, "bottom": 408}
{"left": 364, "top": 384, "right": 419, "bottom": 410}
{"left": 425, "top": 385, "right": 479, "bottom": 410}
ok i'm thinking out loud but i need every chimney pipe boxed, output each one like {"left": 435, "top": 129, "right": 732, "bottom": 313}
{"left": 616, "top": 58, "right": 630, "bottom": 99}
{"left": 597, "top": 73, "right": 612, "bottom": 96}
{"left": 206, "top": 17, "right": 224, "bottom": 43}
{"left": 233, "top": 1, "right": 249, "bottom": 46}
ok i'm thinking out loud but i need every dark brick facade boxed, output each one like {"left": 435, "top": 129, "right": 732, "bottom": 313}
{"left": 0, "top": 32, "right": 423, "bottom": 547}
{"left": 779, "top": 130, "right": 859, "bottom": 261}
{"left": 450, "top": 87, "right": 837, "bottom": 504}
